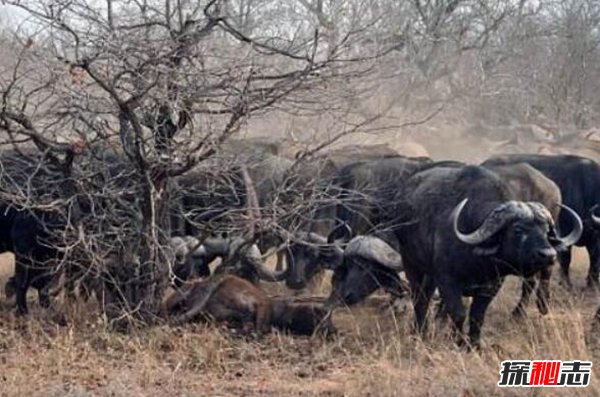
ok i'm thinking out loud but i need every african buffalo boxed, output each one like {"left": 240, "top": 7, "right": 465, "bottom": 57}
{"left": 282, "top": 155, "right": 437, "bottom": 291}
{"left": 162, "top": 274, "right": 335, "bottom": 336}
{"left": 328, "top": 156, "right": 434, "bottom": 240}
{"left": 222, "top": 144, "right": 406, "bottom": 290}
{"left": 394, "top": 165, "right": 582, "bottom": 347}
{"left": 0, "top": 204, "right": 65, "bottom": 314}
{"left": 484, "top": 163, "right": 565, "bottom": 317}
{"left": 483, "top": 154, "right": 600, "bottom": 289}
{"left": 322, "top": 235, "right": 405, "bottom": 311}
{"left": 0, "top": 149, "right": 78, "bottom": 314}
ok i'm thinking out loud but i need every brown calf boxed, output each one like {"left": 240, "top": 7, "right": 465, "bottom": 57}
{"left": 162, "top": 274, "right": 335, "bottom": 336}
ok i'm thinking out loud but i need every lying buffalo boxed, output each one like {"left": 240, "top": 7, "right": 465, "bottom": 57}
{"left": 483, "top": 154, "right": 600, "bottom": 288}
{"left": 162, "top": 274, "right": 335, "bottom": 336}
{"left": 394, "top": 165, "right": 582, "bottom": 347}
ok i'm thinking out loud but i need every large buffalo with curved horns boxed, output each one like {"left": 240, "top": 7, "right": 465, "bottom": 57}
{"left": 393, "top": 165, "right": 582, "bottom": 347}
{"left": 483, "top": 154, "right": 600, "bottom": 288}
{"left": 483, "top": 163, "right": 565, "bottom": 317}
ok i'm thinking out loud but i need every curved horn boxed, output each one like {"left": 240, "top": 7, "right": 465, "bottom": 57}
{"left": 327, "top": 222, "right": 352, "bottom": 244}
{"left": 305, "top": 232, "right": 328, "bottom": 245}
{"left": 451, "top": 199, "right": 529, "bottom": 245}
{"left": 246, "top": 244, "right": 290, "bottom": 282}
{"left": 591, "top": 204, "right": 600, "bottom": 226}
{"left": 171, "top": 237, "right": 188, "bottom": 260}
{"left": 557, "top": 204, "right": 583, "bottom": 247}
{"left": 344, "top": 236, "right": 403, "bottom": 271}
{"left": 307, "top": 232, "right": 344, "bottom": 264}
{"left": 293, "top": 231, "right": 345, "bottom": 270}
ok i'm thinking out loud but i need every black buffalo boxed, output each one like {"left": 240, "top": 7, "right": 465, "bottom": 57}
{"left": 483, "top": 154, "right": 600, "bottom": 289}
{"left": 322, "top": 235, "right": 405, "bottom": 311}
{"left": 0, "top": 148, "right": 81, "bottom": 314}
{"left": 394, "top": 165, "right": 582, "bottom": 347}
{"left": 241, "top": 146, "right": 406, "bottom": 290}
{"left": 283, "top": 156, "right": 436, "bottom": 292}
{"left": 483, "top": 163, "right": 565, "bottom": 317}
{"left": 0, "top": 206, "right": 61, "bottom": 313}
{"left": 328, "top": 156, "right": 435, "bottom": 241}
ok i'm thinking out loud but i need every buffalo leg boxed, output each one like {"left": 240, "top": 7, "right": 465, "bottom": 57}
{"left": 14, "top": 261, "right": 31, "bottom": 315}
{"left": 437, "top": 281, "right": 466, "bottom": 346}
{"left": 535, "top": 267, "right": 551, "bottom": 315}
{"left": 468, "top": 293, "right": 496, "bottom": 349}
{"left": 558, "top": 247, "right": 573, "bottom": 288}
{"left": 38, "top": 286, "right": 51, "bottom": 308}
{"left": 512, "top": 276, "right": 536, "bottom": 318}
{"left": 586, "top": 241, "right": 600, "bottom": 289}
{"left": 434, "top": 298, "right": 449, "bottom": 321}
{"left": 409, "top": 272, "right": 435, "bottom": 335}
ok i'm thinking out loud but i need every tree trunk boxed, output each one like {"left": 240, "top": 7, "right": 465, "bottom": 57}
{"left": 99, "top": 168, "right": 170, "bottom": 330}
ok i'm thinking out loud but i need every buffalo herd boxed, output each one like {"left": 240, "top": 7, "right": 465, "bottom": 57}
{"left": 3, "top": 142, "right": 600, "bottom": 347}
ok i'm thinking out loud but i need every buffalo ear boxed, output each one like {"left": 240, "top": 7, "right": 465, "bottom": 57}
{"left": 472, "top": 245, "right": 499, "bottom": 256}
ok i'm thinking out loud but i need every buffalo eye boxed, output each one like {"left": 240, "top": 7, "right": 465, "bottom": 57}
{"left": 513, "top": 225, "right": 526, "bottom": 237}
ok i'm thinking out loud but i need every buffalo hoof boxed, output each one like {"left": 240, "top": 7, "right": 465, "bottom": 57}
{"left": 15, "top": 307, "right": 28, "bottom": 317}
{"left": 52, "top": 311, "right": 68, "bottom": 327}
{"left": 464, "top": 338, "right": 484, "bottom": 352}
{"left": 455, "top": 337, "right": 476, "bottom": 352}
{"left": 39, "top": 296, "right": 51, "bottom": 309}
{"left": 312, "top": 325, "right": 337, "bottom": 340}
{"left": 511, "top": 306, "right": 528, "bottom": 320}
{"left": 536, "top": 302, "right": 549, "bottom": 316}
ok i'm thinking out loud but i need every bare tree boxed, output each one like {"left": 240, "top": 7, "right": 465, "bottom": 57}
{"left": 0, "top": 0, "right": 397, "bottom": 327}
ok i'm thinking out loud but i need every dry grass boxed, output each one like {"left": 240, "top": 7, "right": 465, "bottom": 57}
{"left": 0, "top": 250, "right": 599, "bottom": 396}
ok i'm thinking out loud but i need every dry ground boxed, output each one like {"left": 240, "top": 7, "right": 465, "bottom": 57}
{"left": 1, "top": 251, "right": 600, "bottom": 396}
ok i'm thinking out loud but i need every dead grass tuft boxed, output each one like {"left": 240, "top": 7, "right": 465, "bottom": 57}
{"left": 0, "top": 250, "right": 599, "bottom": 396}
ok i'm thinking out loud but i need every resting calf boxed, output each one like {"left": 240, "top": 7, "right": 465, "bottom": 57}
{"left": 162, "top": 274, "right": 335, "bottom": 336}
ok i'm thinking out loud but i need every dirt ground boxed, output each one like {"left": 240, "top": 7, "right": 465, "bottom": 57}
{"left": 0, "top": 250, "right": 599, "bottom": 396}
